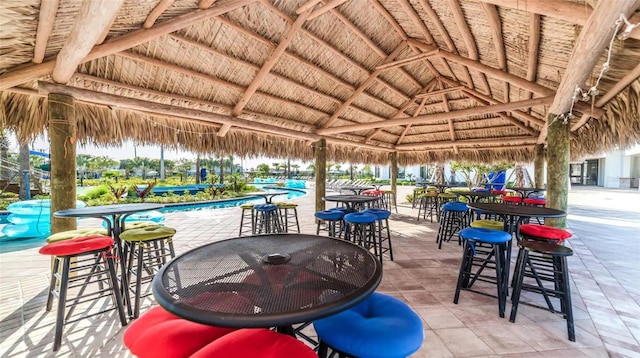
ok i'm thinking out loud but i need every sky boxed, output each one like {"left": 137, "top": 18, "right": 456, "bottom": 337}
{"left": 8, "top": 134, "right": 315, "bottom": 171}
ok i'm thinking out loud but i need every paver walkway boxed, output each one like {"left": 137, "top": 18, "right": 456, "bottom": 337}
{"left": 0, "top": 186, "right": 638, "bottom": 357}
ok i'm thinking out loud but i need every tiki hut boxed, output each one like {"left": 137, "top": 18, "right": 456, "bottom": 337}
{"left": 0, "top": 0, "right": 639, "bottom": 217}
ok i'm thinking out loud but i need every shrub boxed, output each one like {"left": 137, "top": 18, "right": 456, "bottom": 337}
{"left": 79, "top": 185, "right": 110, "bottom": 201}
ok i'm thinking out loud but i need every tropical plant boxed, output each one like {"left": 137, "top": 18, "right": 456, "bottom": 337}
{"left": 132, "top": 182, "right": 156, "bottom": 202}
{"left": 257, "top": 163, "right": 270, "bottom": 177}
{"left": 108, "top": 184, "right": 128, "bottom": 201}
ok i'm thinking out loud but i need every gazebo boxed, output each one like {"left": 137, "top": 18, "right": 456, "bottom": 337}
{"left": 1, "top": 0, "right": 639, "bottom": 231}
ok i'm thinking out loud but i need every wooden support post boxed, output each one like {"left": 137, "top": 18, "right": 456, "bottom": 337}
{"left": 48, "top": 93, "right": 77, "bottom": 234}
{"left": 390, "top": 152, "right": 398, "bottom": 203}
{"left": 314, "top": 139, "right": 327, "bottom": 214}
{"left": 533, "top": 143, "right": 545, "bottom": 188}
{"left": 545, "top": 115, "right": 569, "bottom": 228}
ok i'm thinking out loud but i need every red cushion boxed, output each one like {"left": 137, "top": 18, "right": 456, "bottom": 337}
{"left": 124, "top": 306, "right": 237, "bottom": 358}
{"left": 491, "top": 190, "right": 507, "bottom": 195}
{"left": 520, "top": 224, "right": 572, "bottom": 241}
{"left": 191, "top": 329, "right": 317, "bottom": 358}
{"left": 501, "top": 196, "right": 522, "bottom": 203}
{"left": 523, "top": 198, "right": 546, "bottom": 206}
{"left": 39, "top": 235, "right": 113, "bottom": 256}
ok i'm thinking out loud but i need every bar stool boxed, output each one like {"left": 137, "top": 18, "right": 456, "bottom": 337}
{"left": 510, "top": 240, "right": 575, "bottom": 341}
{"left": 437, "top": 192, "right": 458, "bottom": 220}
{"left": 454, "top": 227, "right": 512, "bottom": 318}
{"left": 362, "top": 208, "right": 393, "bottom": 263}
{"left": 411, "top": 187, "right": 425, "bottom": 208}
{"left": 362, "top": 189, "right": 384, "bottom": 209}
{"left": 254, "top": 204, "right": 282, "bottom": 234}
{"left": 502, "top": 196, "right": 523, "bottom": 205}
{"left": 238, "top": 203, "right": 255, "bottom": 236}
{"left": 343, "top": 212, "right": 378, "bottom": 253}
{"left": 417, "top": 191, "right": 438, "bottom": 222}
{"left": 315, "top": 209, "right": 345, "bottom": 238}
{"left": 120, "top": 225, "right": 177, "bottom": 318}
{"left": 39, "top": 235, "right": 128, "bottom": 351}
{"left": 523, "top": 198, "right": 546, "bottom": 207}
{"left": 382, "top": 190, "right": 397, "bottom": 213}
{"left": 276, "top": 202, "right": 300, "bottom": 233}
{"left": 436, "top": 202, "right": 469, "bottom": 249}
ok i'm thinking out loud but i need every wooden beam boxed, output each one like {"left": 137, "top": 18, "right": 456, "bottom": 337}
{"left": 525, "top": 14, "right": 541, "bottom": 101}
{"left": 370, "top": 0, "right": 408, "bottom": 41}
{"left": 414, "top": 86, "right": 463, "bottom": 98}
{"left": 199, "top": 0, "right": 218, "bottom": 9}
{"left": 396, "top": 0, "right": 435, "bottom": 44}
{"left": 144, "top": 0, "right": 176, "bottom": 28}
{"left": 571, "top": 42, "right": 640, "bottom": 130}
{"left": 38, "top": 81, "right": 394, "bottom": 152}
{"left": 396, "top": 96, "right": 428, "bottom": 145}
{"left": 405, "top": 123, "right": 519, "bottom": 137}
{"left": 96, "top": 13, "right": 118, "bottom": 45}
{"left": 317, "top": 95, "right": 554, "bottom": 134}
{"left": 446, "top": 0, "right": 491, "bottom": 94}
{"left": 397, "top": 136, "right": 536, "bottom": 150}
{"left": 443, "top": 94, "right": 456, "bottom": 142}
{"left": 409, "top": 39, "right": 605, "bottom": 118}
{"left": 476, "top": 0, "right": 640, "bottom": 41}
{"left": 541, "top": 0, "right": 640, "bottom": 143}
{"left": 308, "top": 0, "right": 349, "bottom": 20}
{"left": 52, "top": 0, "right": 124, "bottom": 84}
{"left": 321, "top": 43, "right": 407, "bottom": 128}
{"left": 229, "top": 8, "right": 311, "bottom": 137}
{"left": 480, "top": 2, "right": 509, "bottom": 102}
{"left": 462, "top": 88, "right": 540, "bottom": 135}
{"left": 376, "top": 51, "right": 435, "bottom": 71}
{"left": 458, "top": 86, "right": 545, "bottom": 127}
{"left": 33, "top": 0, "right": 60, "bottom": 63}
{"left": 297, "top": 0, "right": 322, "bottom": 14}
{"left": 0, "top": 0, "right": 255, "bottom": 90}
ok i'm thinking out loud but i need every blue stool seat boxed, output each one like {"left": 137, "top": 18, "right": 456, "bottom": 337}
{"left": 329, "top": 207, "right": 350, "bottom": 213}
{"left": 362, "top": 208, "right": 391, "bottom": 220}
{"left": 315, "top": 210, "right": 345, "bottom": 221}
{"left": 344, "top": 212, "right": 377, "bottom": 224}
{"left": 254, "top": 204, "right": 277, "bottom": 212}
{"left": 442, "top": 202, "right": 468, "bottom": 212}
{"left": 459, "top": 227, "right": 511, "bottom": 244}
{"left": 314, "top": 292, "right": 423, "bottom": 358}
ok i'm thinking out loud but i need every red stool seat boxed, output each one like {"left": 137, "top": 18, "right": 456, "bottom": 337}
{"left": 124, "top": 306, "right": 237, "bottom": 358}
{"left": 191, "top": 328, "right": 317, "bottom": 358}
{"left": 523, "top": 198, "right": 546, "bottom": 206}
{"left": 520, "top": 224, "right": 572, "bottom": 242}
{"left": 491, "top": 190, "right": 507, "bottom": 195}
{"left": 501, "top": 196, "right": 522, "bottom": 204}
{"left": 362, "top": 189, "right": 383, "bottom": 196}
{"left": 39, "top": 235, "right": 113, "bottom": 256}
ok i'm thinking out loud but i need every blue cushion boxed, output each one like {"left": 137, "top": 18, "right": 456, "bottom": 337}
{"left": 315, "top": 210, "right": 345, "bottom": 221}
{"left": 362, "top": 208, "right": 391, "bottom": 220}
{"left": 343, "top": 212, "right": 377, "bottom": 224}
{"left": 314, "top": 292, "right": 424, "bottom": 358}
{"left": 254, "top": 204, "right": 277, "bottom": 212}
{"left": 442, "top": 202, "right": 468, "bottom": 212}
{"left": 329, "top": 207, "right": 350, "bottom": 212}
{"left": 459, "top": 227, "right": 511, "bottom": 244}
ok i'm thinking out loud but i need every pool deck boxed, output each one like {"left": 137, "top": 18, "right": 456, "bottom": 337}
{"left": 0, "top": 186, "right": 639, "bottom": 357}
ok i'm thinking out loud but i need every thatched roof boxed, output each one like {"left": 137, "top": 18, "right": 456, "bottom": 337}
{"left": 1, "top": 0, "right": 639, "bottom": 165}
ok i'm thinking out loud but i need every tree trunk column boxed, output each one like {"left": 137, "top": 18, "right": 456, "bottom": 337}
{"left": 314, "top": 139, "right": 327, "bottom": 213}
{"left": 545, "top": 114, "right": 569, "bottom": 228}
{"left": 534, "top": 144, "right": 545, "bottom": 188}
{"left": 390, "top": 152, "right": 398, "bottom": 203}
{"left": 48, "top": 93, "right": 77, "bottom": 234}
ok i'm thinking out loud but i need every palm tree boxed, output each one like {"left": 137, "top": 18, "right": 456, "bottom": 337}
{"left": 291, "top": 164, "right": 300, "bottom": 176}
{"left": 0, "top": 131, "right": 10, "bottom": 180}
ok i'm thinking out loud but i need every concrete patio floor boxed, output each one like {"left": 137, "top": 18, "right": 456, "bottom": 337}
{"left": 0, "top": 186, "right": 638, "bottom": 357}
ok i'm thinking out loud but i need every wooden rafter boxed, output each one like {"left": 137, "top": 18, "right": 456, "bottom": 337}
{"left": 221, "top": 10, "right": 312, "bottom": 136}
{"left": 446, "top": 0, "right": 491, "bottom": 95}
{"left": 0, "top": 0, "right": 256, "bottom": 91}
{"left": 477, "top": 0, "right": 640, "bottom": 41}
{"left": 414, "top": 86, "right": 462, "bottom": 98}
{"left": 462, "top": 90, "right": 539, "bottom": 136}
{"left": 39, "top": 81, "right": 394, "bottom": 152}
{"left": 144, "top": 0, "right": 176, "bottom": 28}
{"left": 96, "top": 14, "right": 118, "bottom": 45}
{"left": 480, "top": 2, "right": 509, "bottom": 102}
{"left": 199, "top": 0, "right": 218, "bottom": 9}
{"left": 396, "top": 136, "right": 536, "bottom": 150}
{"left": 376, "top": 52, "right": 433, "bottom": 71}
{"left": 416, "top": 0, "right": 474, "bottom": 88}
{"left": 52, "top": 0, "right": 124, "bottom": 84}
{"left": 397, "top": 97, "right": 428, "bottom": 145}
{"left": 261, "top": 1, "right": 411, "bottom": 102}
{"left": 317, "top": 95, "right": 554, "bottom": 135}
{"left": 539, "top": 0, "right": 640, "bottom": 144}
{"left": 404, "top": 123, "right": 522, "bottom": 139}
{"left": 323, "top": 3, "right": 422, "bottom": 88}
{"left": 320, "top": 43, "right": 407, "bottom": 128}
{"left": 370, "top": 0, "right": 408, "bottom": 41}
{"left": 408, "top": 39, "right": 605, "bottom": 118}
{"left": 33, "top": 0, "right": 60, "bottom": 63}
{"left": 525, "top": 14, "right": 541, "bottom": 102}
{"left": 308, "top": 0, "right": 349, "bottom": 21}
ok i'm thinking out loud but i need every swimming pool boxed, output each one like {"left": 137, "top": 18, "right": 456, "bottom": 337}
{"left": 159, "top": 188, "right": 306, "bottom": 213}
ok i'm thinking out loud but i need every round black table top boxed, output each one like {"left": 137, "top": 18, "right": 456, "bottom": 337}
{"left": 54, "top": 203, "right": 165, "bottom": 218}
{"left": 466, "top": 203, "right": 566, "bottom": 218}
{"left": 152, "top": 234, "right": 382, "bottom": 328}
{"left": 323, "top": 195, "right": 379, "bottom": 204}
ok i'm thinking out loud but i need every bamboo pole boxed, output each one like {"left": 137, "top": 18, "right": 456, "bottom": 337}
{"left": 33, "top": 0, "right": 60, "bottom": 63}
{"left": 48, "top": 93, "right": 77, "bottom": 234}
{"left": 315, "top": 139, "right": 327, "bottom": 213}
{"left": 144, "top": 0, "right": 176, "bottom": 28}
